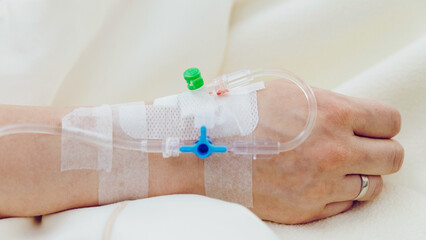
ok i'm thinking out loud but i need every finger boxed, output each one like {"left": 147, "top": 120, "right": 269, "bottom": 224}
{"left": 346, "top": 137, "right": 404, "bottom": 175}
{"left": 336, "top": 175, "right": 383, "bottom": 202}
{"left": 316, "top": 201, "right": 354, "bottom": 220}
{"left": 349, "top": 97, "right": 401, "bottom": 138}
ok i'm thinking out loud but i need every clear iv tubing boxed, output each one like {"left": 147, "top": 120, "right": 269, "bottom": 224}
{"left": 205, "top": 68, "right": 317, "bottom": 153}
{"left": 0, "top": 68, "right": 317, "bottom": 156}
{"left": 0, "top": 124, "right": 163, "bottom": 152}
{"left": 254, "top": 68, "right": 317, "bottom": 152}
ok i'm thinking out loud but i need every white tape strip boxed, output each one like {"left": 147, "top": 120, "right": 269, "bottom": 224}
{"left": 204, "top": 136, "right": 253, "bottom": 208}
{"left": 98, "top": 103, "right": 149, "bottom": 205}
{"left": 61, "top": 105, "right": 113, "bottom": 172}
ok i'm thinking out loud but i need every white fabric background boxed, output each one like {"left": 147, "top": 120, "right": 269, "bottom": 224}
{"left": 1, "top": 0, "right": 426, "bottom": 239}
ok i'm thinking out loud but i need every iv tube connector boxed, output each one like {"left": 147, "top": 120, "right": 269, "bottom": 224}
{"left": 184, "top": 68, "right": 204, "bottom": 90}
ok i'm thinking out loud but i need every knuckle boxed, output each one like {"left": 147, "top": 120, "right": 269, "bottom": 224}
{"left": 318, "top": 93, "right": 352, "bottom": 124}
{"left": 316, "top": 143, "right": 347, "bottom": 172}
{"left": 325, "top": 102, "right": 351, "bottom": 124}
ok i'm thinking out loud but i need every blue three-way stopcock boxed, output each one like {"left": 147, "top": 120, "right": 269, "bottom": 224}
{"left": 179, "top": 126, "right": 227, "bottom": 158}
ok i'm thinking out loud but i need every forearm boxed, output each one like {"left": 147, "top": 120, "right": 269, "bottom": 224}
{"left": 0, "top": 104, "right": 203, "bottom": 217}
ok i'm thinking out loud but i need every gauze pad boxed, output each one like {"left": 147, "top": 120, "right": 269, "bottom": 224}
{"left": 148, "top": 82, "right": 264, "bottom": 139}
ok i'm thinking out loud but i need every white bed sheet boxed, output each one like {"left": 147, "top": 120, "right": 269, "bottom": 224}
{"left": 1, "top": 0, "right": 426, "bottom": 239}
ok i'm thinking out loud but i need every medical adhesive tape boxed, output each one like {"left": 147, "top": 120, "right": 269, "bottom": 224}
{"left": 60, "top": 82, "right": 263, "bottom": 206}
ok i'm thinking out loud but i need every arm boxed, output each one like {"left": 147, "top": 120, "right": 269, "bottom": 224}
{"left": 0, "top": 80, "right": 404, "bottom": 224}
{"left": 0, "top": 105, "right": 203, "bottom": 217}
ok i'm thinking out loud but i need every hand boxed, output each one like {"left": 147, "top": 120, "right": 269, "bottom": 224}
{"left": 250, "top": 79, "right": 404, "bottom": 224}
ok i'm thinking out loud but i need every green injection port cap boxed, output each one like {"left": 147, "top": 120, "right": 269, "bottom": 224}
{"left": 184, "top": 67, "right": 204, "bottom": 90}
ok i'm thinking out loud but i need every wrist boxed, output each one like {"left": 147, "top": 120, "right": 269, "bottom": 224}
{"left": 148, "top": 152, "right": 204, "bottom": 197}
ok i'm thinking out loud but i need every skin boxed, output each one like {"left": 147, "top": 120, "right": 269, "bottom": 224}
{"left": 0, "top": 79, "right": 403, "bottom": 224}
{"left": 251, "top": 80, "right": 403, "bottom": 223}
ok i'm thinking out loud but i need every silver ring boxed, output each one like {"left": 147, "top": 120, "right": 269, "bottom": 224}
{"left": 354, "top": 175, "right": 369, "bottom": 201}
